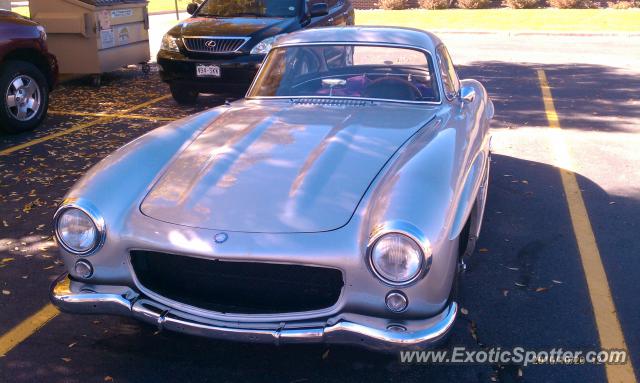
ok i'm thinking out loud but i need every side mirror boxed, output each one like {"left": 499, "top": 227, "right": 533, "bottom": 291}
{"left": 460, "top": 86, "right": 475, "bottom": 104}
{"left": 310, "top": 2, "right": 329, "bottom": 17}
{"left": 187, "top": 3, "right": 198, "bottom": 15}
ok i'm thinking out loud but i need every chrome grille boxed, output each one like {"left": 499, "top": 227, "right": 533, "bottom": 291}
{"left": 183, "top": 37, "right": 248, "bottom": 53}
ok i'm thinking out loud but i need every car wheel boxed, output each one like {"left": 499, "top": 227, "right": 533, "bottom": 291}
{"left": 0, "top": 60, "right": 49, "bottom": 134}
{"left": 170, "top": 84, "right": 198, "bottom": 105}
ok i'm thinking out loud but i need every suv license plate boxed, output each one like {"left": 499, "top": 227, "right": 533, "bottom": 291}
{"left": 196, "top": 65, "right": 221, "bottom": 77}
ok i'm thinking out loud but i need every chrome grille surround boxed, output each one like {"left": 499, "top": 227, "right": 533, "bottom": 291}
{"left": 182, "top": 36, "right": 250, "bottom": 54}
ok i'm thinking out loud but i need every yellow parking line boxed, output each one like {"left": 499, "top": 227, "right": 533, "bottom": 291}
{"left": 0, "top": 304, "right": 59, "bottom": 356}
{"left": 538, "top": 69, "right": 637, "bottom": 383}
{"left": 48, "top": 110, "right": 177, "bottom": 122}
{"left": 0, "top": 94, "right": 171, "bottom": 157}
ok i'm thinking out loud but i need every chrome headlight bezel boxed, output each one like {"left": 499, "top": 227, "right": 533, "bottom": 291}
{"left": 54, "top": 200, "right": 106, "bottom": 256}
{"left": 161, "top": 34, "right": 180, "bottom": 52}
{"left": 367, "top": 222, "right": 432, "bottom": 286}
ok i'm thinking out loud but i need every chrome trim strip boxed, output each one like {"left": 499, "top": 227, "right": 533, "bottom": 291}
{"left": 50, "top": 274, "right": 457, "bottom": 351}
{"left": 182, "top": 36, "right": 250, "bottom": 54}
{"left": 53, "top": 198, "right": 106, "bottom": 256}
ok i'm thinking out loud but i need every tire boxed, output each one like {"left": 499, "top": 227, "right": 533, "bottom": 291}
{"left": 170, "top": 84, "right": 198, "bottom": 105}
{"left": 0, "top": 60, "right": 49, "bottom": 134}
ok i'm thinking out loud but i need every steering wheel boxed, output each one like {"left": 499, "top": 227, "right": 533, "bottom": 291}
{"left": 362, "top": 77, "right": 421, "bottom": 101}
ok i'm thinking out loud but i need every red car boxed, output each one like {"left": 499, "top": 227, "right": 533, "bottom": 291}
{"left": 0, "top": 10, "right": 58, "bottom": 133}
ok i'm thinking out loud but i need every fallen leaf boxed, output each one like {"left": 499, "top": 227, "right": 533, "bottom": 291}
{"left": 514, "top": 282, "right": 526, "bottom": 287}
{"left": 501, "top": 289, "right": 509, "bottom": 297}
{"left": 479, "top": 248, "right": 489, "bottom": 253}
{"left": 61, "top": 357, "right": 72, "bottom": 363}
{"left": 460, "top": 307, "right": 469, "bottom": 315}
{"left": 68, "top": 342, "right": 77, "bottom": 348}
{"left": 43, "top": 266, "right": 54, "bottom": 270}
{"left": 535, "top": 287, "right": 548, "bottom": 292}
{"left": 322, "top": 349, "right": 330, "bottom": 360}
{"left": 2, "top": 290, "right": 10, "bottom": 295}
{"left": 552, "top": 280, "right": 563, "bottom": 284}
{"left": 104, "top": 377, "right": 113, "bottom": 382}
{"left": 506, "top": 267, "right": 519, "bottom": 271}
{"left": 609, "top": 201, "right": 616, "bottom": 205}
{"left": 1, "top": 258, "right": 14, "bottom": 264}
{"left": 521, "top": 180, "right": 529, "bottom": 184}
{"left": 469, "top": 320, "right": 479, "bottom": 342}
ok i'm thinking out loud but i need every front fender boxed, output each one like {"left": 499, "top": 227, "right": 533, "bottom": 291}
{"left": 60, "top": 108, "right": 226, "bottom": 249}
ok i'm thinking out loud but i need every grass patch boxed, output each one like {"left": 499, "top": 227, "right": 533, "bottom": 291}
{"left": 356, "top": 8, "right": 640, "bottom": 32}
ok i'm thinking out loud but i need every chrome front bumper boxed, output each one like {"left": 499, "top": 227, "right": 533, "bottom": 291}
{"left": 50, "top": 274, "right": 457, "bottom": 352}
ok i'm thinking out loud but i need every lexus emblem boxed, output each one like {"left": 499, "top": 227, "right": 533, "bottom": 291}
{"left": 214, "top": 232, "right": 228, "bottom": 244}
{"left": 205, "top": 40, "right": 217, "bottom": 48}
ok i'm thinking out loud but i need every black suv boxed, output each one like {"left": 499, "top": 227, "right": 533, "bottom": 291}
{"left": 157, "top": 0, "right": 354, "bottom": 104}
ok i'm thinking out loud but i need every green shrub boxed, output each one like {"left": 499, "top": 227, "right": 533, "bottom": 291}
{"left": 378, "top": 0, "right": 408, "bottom": 9}
{"left": 548, "top": 0, "right": 594, "bottom": 8}
{"left": 457, "top": 0, "right": 492, "bottom": 8}
{"left": 504, "top": 0, "right": 541, "bottom": 8}
{"left": 419, "top": 0, "right": 453, "bottom": 9}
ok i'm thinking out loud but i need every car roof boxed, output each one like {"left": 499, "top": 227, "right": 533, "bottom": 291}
{"left": 274, "top": 26, "right": 442, "bottom": 53}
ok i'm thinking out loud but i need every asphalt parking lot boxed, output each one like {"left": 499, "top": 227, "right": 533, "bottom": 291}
{"left": 1, "top": 53, "right": 639, "bottom": 382}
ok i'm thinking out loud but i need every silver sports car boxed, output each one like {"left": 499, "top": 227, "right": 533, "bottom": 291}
{"left": 50, "top": 26, "right": 493, "bottom": 351}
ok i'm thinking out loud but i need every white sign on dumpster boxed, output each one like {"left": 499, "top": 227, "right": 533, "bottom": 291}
{"left": 100, "top": 29, "right": 115, "bottom": 49}
{"left": 116, "top": 26, "right": 130, "bottom": 45}
{"left": 111, "top": 9, "right": 133, "bottom": 18}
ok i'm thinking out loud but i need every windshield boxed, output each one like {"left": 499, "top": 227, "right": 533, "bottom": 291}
{"left": 247, "top": 45, "right": 440, "bottom": 103}
{"left": 196, "top": 0, "right": 299, "bottom": 18}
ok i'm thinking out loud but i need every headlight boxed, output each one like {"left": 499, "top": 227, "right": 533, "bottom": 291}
{"left": 56, "top": 207, "right": 99, "bottom": 254}
{"left": 37, "top": 25, "right": 47, "bottom": 41}
{"left": 370, "top": 233, "right": 424, "bottom": 284}
{"left": 161, "top": 34, "right": 180, "bottom": 52}
{"left": 250, "top": 35, "right": 282, "bottom": 55}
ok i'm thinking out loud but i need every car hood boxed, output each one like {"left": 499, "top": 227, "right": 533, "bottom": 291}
{"left": 174, "top": 16, "right": 295, "bottom": 38}
{"left": 140, "top": 101, "right": 438, "bottom": 233}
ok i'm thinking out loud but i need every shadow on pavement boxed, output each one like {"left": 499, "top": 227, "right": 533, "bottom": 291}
{"left": 458, "top": 62, "right": 640, "bottom": 133}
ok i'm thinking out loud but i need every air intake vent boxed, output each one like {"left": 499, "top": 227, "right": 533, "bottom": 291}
{"left": 130, "top": 251, "right": 344, "bottom": 314}
{"left": 183, "top": 37, "right": 248, "bottom": 54}
{"left": 290, "top": 98, "right": 371, "bottom": 107}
